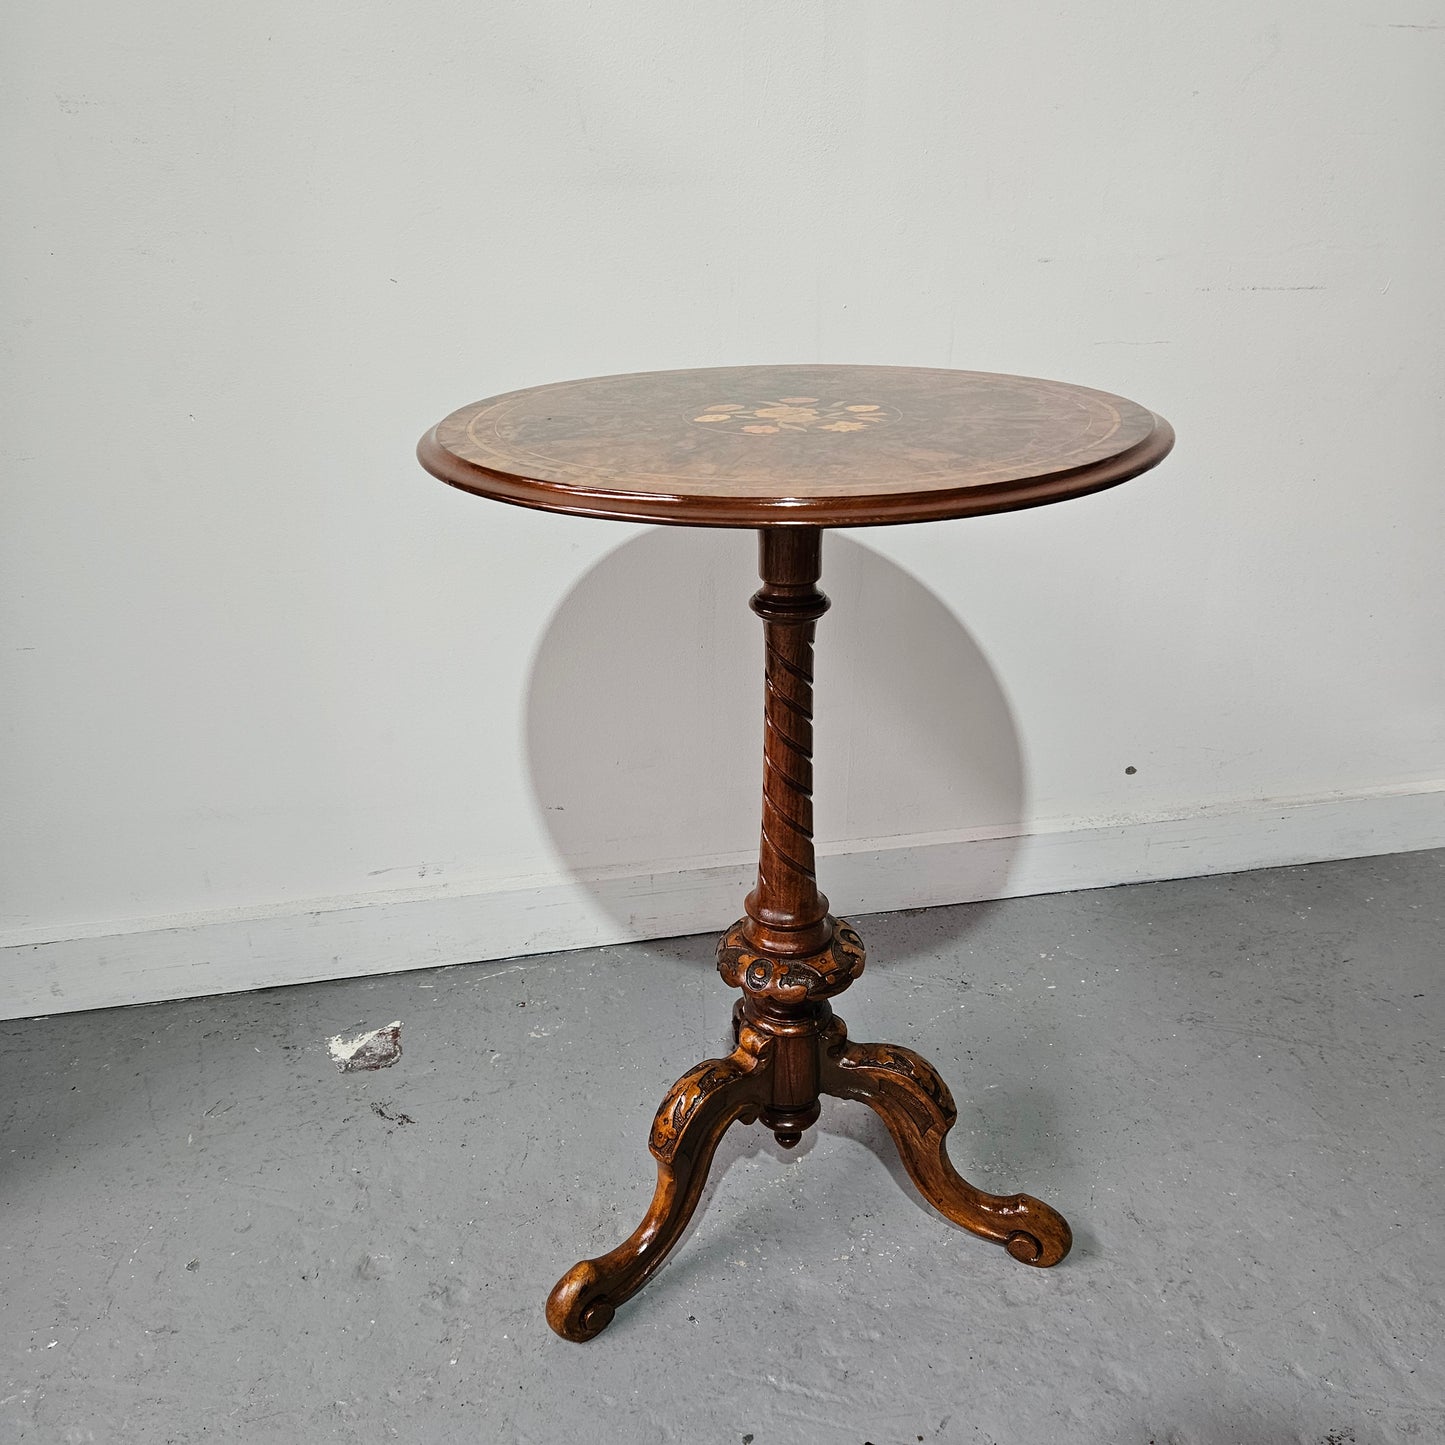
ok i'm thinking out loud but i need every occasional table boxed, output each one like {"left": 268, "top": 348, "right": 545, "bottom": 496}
{"left": 418, "top": 365, "right": 1174, "bottom": 1341}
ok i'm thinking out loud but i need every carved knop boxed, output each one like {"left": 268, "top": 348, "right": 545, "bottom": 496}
{"left": 716, "top": 916, "right": 866, "bottom": 1003}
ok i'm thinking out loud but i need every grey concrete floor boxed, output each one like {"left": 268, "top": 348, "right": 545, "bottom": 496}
{"left": 2, "top": 850, "right": 1442, "bottom": 1445}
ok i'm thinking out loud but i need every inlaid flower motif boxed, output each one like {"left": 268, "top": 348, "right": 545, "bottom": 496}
{"left": 751, "top": 405, "right": 820, "bottom": 423}
{"left": 691, "top": 398, "right": 893, "bottom": 434}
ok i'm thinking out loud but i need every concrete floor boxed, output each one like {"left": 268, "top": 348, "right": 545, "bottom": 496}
{"left": 2, "top": 850, "right": 1441, "bottom": 1445}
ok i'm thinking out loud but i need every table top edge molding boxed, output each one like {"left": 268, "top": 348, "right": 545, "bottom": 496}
{"left": 416, "top": 414, "right": 1175, "bottom": 529}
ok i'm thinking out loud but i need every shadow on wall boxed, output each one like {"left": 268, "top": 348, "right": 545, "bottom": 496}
{"left": 524, "top": 526, "right": 1027, "bottom": 953}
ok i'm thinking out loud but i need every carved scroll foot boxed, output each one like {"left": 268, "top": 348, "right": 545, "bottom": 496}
{"left": 820, "top": 1023, "right": 1072, "bottom": 1268}
{"left": 546, "top": 1036, "right": 770, "bottom": 1341}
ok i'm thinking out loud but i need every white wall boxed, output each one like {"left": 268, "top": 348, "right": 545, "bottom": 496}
{"left": 3, "top": 2, "right": 1442, "bottom": 1017}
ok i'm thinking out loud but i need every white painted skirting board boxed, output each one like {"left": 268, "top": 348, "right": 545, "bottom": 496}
{"left": 4, "top": 782, "right": 1442, "bottom": 1020}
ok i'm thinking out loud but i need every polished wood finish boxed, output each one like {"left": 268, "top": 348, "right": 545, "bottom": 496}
{"left": 417, "top": 365, "right": 1174, "bottom": 527}
{"left": 418, "top": 365, "right": 1174, "bottom": 1342}
{"left": 744, "top": 530, "right": 832, "bottom": 961}
{"left": 544, "top": 528, "right": 1072, "bottom": 1343}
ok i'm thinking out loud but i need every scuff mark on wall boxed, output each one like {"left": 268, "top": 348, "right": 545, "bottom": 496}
{"left": 328, "top": 1020, "right": 402, "bottom": 1071}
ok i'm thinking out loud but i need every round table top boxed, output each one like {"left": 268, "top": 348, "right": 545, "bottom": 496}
{"left": 417, "top": 365, "right": 1173, "bottom": 528}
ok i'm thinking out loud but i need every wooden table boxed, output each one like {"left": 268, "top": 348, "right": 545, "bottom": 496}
{"left": 418, "top": 364, "right": 1174, "bottom": 1341}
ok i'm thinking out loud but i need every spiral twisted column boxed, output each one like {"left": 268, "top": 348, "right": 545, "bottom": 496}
{"left": 743, "top": 529, "right": 834, "bottom": 960}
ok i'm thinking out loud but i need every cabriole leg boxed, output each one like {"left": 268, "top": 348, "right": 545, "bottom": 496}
{"left": 545, "top": 1030, "right": 771, "bottom": 1340}
{"left": 820, "top": 1018, "right": 1072, "bottom": 1266}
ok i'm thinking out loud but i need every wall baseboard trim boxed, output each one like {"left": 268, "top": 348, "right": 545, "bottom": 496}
{"left": 4, "top": 781, "right": 1442, "bottom": 1020}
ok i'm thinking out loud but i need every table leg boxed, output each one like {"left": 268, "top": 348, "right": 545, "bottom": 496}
{"left": 545, "top": 1025, "right": 771, "bottom": 1342}
{"left": 818, "top": 1017, "right": 1072, "bottom": 1266}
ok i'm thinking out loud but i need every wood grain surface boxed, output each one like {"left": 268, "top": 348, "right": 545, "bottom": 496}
{"left": 418, "top": 364, "right": 1173, "bottom": 527}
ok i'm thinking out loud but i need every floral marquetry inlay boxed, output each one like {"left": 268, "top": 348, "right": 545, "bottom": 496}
{"left": 691, "top": 398, "right": 897, "bottom": 435}
{"left": 423, "top": 364, "right": 1171, "bottom": 524}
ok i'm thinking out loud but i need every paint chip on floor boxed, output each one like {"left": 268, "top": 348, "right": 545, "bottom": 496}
{"left": 328, "top": 1020, "right": 403, "bottom": 1071}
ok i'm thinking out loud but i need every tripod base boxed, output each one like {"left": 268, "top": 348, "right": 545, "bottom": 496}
{"left": 546, "top": 932, "right": 1072, "bottom": 1342}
